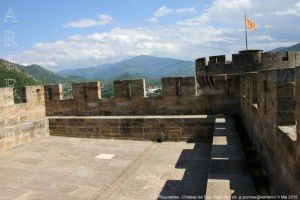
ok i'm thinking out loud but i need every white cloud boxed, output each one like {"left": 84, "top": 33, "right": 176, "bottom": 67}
{"left": 176, "top": 7, "right": 196, "bottom": 14}
{"left": 264, "top": 24, "right": 273, "bottom": 29}
{"left": 178, "top": 0, "right": 252, "bottom": 26}
{"left": 12, "top": 26, "right": 239, "bottom": 70}
{"left": 271, "top": 1, "right": 300, "bottom": 16}
{"left": 149, "top": 6, "right": 197, "bottom": 23}
{"left": 11, "top": 0, "right": 300, "bottom": 70}
{"left": 254, "top": 13, "right": 264, "bottom": 17}
{"left": 13, "top": 22, "right": 297, "bottom": 70}
{"left": 65, "top": 14, "right": 113, "bottom": 28}
{"left": 154, "top": 6, "right": 172, "bottom": 17}
{"left": 149, "top": 17, "right": 158, "bottom": 23}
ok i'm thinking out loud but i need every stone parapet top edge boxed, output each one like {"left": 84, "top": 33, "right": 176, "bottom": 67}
{"left": 48, "top": 115, "right": 209, "bottom": 119}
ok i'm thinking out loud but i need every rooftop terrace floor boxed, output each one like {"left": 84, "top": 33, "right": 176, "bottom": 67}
{"left": 0, "top": 136, "right": 212, "bottom": 200}
{"left": 0, "top": 116, "right": 257, "bottom": 199}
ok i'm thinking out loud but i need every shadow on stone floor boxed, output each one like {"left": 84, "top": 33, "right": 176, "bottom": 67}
{"left": 158, "top": 118, "right": 257, "bottom": 199}
{"left": 158, "top": 141, "right": 212, "bottom": 199}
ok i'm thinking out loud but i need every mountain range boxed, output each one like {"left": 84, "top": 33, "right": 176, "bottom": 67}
{"left": 1, "top": 43, "right": 299, "bottom": 99}
{"left": 58, "top": 55, "right": 195, "bottom": 81}
{"left": 269, "top": 43, "right": 300, "bottom": 54}
{"left": 58, "top": 43, "right": 300, "bottom": 81}
{"left": 24, "top": 64, "right": 88, "bottom": 84}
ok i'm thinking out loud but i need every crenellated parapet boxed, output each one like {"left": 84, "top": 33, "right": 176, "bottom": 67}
{"left": 196, "top": 50, "right": 300, "bottom": 78}
{"left": 232, "top": 50, "right": 262, "bottom": 71}
{"left": 45, "top": 82, "right": 102, "bottom": 102}
{"left": 10, "top": 48, "right": 296, "bottom": 194}
{"left": 22, "top": 85, "right": 45, "bottom": 105}
{"left": 162, "top": 77, "right": 197, "bottom": 97}
{"left": 240, "top": 66, "right": 299, "bottom": 194}
{"left": 72, "top": 82, "right": 102, "bottom": 101}
{"left": 195, "top": 55, "right": 229, "bottom": 77}
{"left": 44, "top": 77, "right": 240, "bottom": 116}
{"left": 0, "top": 85, "right": 45, "bottom": 107}
{"left": 44, "top": 84, "right": 63, "bottom": 101}
{"left": 196, "top": 50, "right": 299, "bottom": 97}
{"left": 196, "top": 50, "right": 263, "bottom": 77}
{"left": 195, "top": 50, "right": 299, "bottom": 194}
{"left": 259, "top": 68, "right": 295, "bottom": 126}
{"left": 114, "top": 79, "right": 146, "bottom": 98}
{"left": 260, "top": 52, "right": 300, "bottom": 70}
{"left": 0, "top": 85, "right": 49, "bottom": 151}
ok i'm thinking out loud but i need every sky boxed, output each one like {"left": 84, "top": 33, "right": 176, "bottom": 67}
{"left": 0, "top": 0, "right": 299, "bottom": 71}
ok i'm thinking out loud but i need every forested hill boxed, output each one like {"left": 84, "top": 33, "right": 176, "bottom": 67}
{"left": 0, "top": 59, "right": 40, "bottom": 102}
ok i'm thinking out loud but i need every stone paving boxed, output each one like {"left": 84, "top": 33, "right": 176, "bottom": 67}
{"left": 206, "top": 116, "right": 257, "bottom": 198}
{"left": 0, "top": 116, "right": 257, "bottom": 199}
{"left": 0, "top": 137, "right": 154, "bottom": 199}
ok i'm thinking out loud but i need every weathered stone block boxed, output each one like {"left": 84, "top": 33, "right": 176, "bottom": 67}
{"left": 277, "top": 97, "right": 295, "bottom": 112}
{"left": 277, "top": 68, "right": 295, "bottom": 83}
{"left": 114, "top": 79, "right": 146, "bottom": 98}
{"left": 23, "top": 85, "right": 45, "bottom": 104}
{"left": 48, "top": 116, "right": 214, "bottom": 142}
{"left": 209, "top": 55, "right": 226, "bottom": 65}
{"left": 0, "top": 85, "right": 49, "bottom": 152}
{"left": 295, "top": 67, "right": 300, "bottom": 143}
{"left": 261, "top": 52, "right": 300, "bottom": 70}
{"left": 162, "top": 77, "right": 197, "bottom": 96}
{"left": 72, "top": 82, "right": 101, "bottom": 101}
{"left": 44, "top": 84, "right": 63, "bottom": 101}
{"left": 0, "top": 87, "right": 14, "bottom": 106}
{"left": 277, "top": 83, "right": 295, "bottom": 97}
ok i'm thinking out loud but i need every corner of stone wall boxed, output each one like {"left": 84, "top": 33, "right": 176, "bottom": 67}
{"left": 0, "top": 85, "right": 49, "bottom": 151}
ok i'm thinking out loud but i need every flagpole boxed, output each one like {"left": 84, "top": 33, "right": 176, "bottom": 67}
{"left": 245, "top": 14, "right": 248, "bottom": 50}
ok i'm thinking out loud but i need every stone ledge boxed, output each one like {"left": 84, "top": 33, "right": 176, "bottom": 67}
{"left": 49, "top": 115, "right": 215, "bottom": 142}
{"left": 48, "top": 115, "right": 209, "bottom": 119}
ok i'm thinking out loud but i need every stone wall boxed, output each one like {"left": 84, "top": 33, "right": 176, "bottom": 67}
{"left": 194, "top": 50, "right": 300, "bottom": 194}
{"left": 45, "top": 93, "right": 240, "bottom": 116}
{"left": 72, "top": 82, "right": 102, "bottom": 100}
{"left": 161, "top": 77, "right": 197, "bottom": 96}
{"left": 0, "top": 86, "right": 49, "bottom": 151}
{"left": 295, "top": 66, "right": 300, "bottom": 186}
{"left": 196, "top": 50, "right": 263, "bottom": 79}
{"left": 260, "top": 52, "right": 300, "bottom": 70}
{"left": 49, "top": 115, "right": 214, "bottom": 142}
{"left": 114, "top": 79, "right": 146, "bottom": 98}
{"left": 240, "top": 68, "right": 299, "bottom": 195}
{"left": 195, "top": 51, "right": 300, "bottom": 94}
{"left": 14, "top": 49, "right": 298, "bottom": 195}
{"left": 44, "top": 78, "right": 240, "bottom": 116}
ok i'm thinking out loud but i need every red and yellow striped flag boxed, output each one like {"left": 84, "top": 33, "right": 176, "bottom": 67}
{"left": 245, "top": 17, "right": 257, "bottom": 31}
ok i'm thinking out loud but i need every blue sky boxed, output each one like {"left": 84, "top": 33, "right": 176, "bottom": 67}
{"left": 1, "top": 0, "right": 299, "bottom": 70}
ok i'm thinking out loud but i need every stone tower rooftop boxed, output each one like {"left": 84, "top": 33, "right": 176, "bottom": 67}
{"left": 0, "top": 49, "right": 299, "bottom": 199}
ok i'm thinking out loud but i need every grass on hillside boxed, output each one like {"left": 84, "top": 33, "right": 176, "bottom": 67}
{"left": 0, "top": 61, "right": 40, "bottom": 103}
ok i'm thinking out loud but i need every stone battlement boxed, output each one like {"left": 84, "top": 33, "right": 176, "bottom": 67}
{"left": 114, "top": 79, "right": 146, "bottom": 98}
{"left": 162, "top": 76, "right": 197, "bottom": 96}
{"left": 195, "top": 49, "right": 300, "bottom": 195}
{"left": 44, "top": 77, "right": 198, "bottom": 103}
{"left": 44, "top": 76, "right": 238, "bottom": 116}
{"left": 0, "top": 85, "right": 49, "bottom": 151}
{"left": 196, "top": 51, "right": 300, "bottom": 77}
{"left": 0, "top": 48, "right": 299, "bottom": 195}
